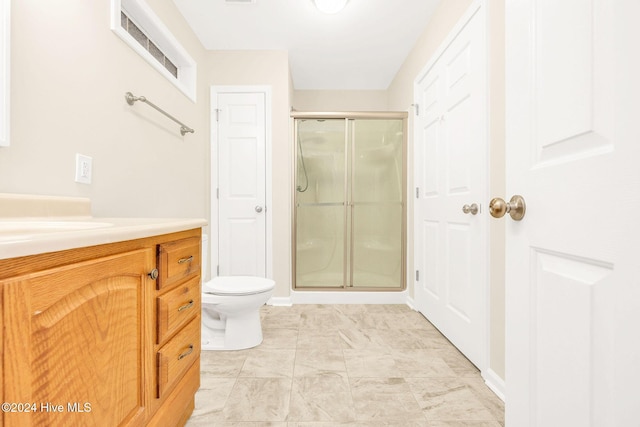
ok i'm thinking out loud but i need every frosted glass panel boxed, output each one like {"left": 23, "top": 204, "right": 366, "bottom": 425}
{"left": 295, "top": 205, "right": 345, "bottom": 288}
{"left": 352, "top": 120, "right": 404, "bottom": 203}
{"left": 351, "top": 119, "right": 403, "bottom": 288}
{"left": 296, "top": 119, "right": 346, "bottom": 205}
{"left": 295, "top": 119, "right": 346, "bottom": 288}
{"left": 351, "top": 204, "right": 403, "bottom": 288}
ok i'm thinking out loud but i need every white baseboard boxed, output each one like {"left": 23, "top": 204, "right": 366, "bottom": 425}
{"left": 482, "top": 368, "right": 506, "bottom": 401}
{"left": 290, "top": 290, "right": 409, "bottom": 305}
{"left": 267, "top": 296, "right": 293, "bottom": 306}
{"left": 268, "top": 291, "right": 410, "bottom": 306}
{"left": 405, "top": 295, "right": 417, "bottom": 311}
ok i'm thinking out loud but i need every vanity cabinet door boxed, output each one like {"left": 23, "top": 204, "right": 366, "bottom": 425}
{"left": 1, "top": 248, "right": 154, "bottom": 427}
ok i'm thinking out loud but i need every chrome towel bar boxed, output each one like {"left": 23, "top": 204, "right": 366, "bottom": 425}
{"left": 125, "top": 92, "right": 195, "bottom": 136}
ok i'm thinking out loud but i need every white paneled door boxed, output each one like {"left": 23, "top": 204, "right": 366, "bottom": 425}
{"left": 505, "top": 0, "right": 640, "bottom": 425}
{"left": 414, "top": 4, "right": 487, "bottom": 369}
{"left": 215, "top": 91, "right": 267, "bottom": 277}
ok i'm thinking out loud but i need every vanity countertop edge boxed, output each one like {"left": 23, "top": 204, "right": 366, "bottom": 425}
{"left": 0, "top": 217, "right": 208, "bottom": 260}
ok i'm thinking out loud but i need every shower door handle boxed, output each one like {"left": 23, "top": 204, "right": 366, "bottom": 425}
{"left": 255, "top": 205, "right": 263, "bottom": 213}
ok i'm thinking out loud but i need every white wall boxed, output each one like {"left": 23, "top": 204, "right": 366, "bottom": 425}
{"left": 1, "top": 0, "right": 208, "bottom": 220}
{"left": 293, "top": 90, "right": 388, "bottom": 111}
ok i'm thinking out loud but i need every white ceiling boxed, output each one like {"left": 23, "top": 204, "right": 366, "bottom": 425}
{"left": 173, "top": 0, "right": 442, "bottom": 90}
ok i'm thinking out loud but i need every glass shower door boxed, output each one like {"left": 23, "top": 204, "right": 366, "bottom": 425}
{"left": 350, "top": 119, "right": 404, "bottom": 288}
{"left": 293, "top": 114, "right": 406, "bottom": 291}
{"left": 294, "top": 119, "right": 347, "bottom": 288}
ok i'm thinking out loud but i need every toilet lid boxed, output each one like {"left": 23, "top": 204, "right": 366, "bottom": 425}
{"left": 204, "top": 276, "right": 275, "bottom": 296}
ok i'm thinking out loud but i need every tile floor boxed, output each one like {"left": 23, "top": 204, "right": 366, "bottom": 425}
{"left": 186, "top": 304, "right": 504, "bottom": 426}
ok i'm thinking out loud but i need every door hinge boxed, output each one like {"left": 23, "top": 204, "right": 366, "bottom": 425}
{"left": 415, "top": 187, "right": 419, "bottom": 198}
{"left": 216, "top": 188, "right": 219, "bottom": 199}
{"left": 215, "top": 109, "right": 220, "bottom": 122}
{"left": 416, "top": 270, "right": 420, "bottom": 281}
{"left": 216, "top": 265, "right": 219, "bottom": 276}
{"left": 412, "top": 103, "right": 419, "bottom": 116}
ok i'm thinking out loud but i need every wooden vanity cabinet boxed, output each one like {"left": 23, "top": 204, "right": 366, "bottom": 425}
{"left": 148, "top": 236, "right": 201, "bottom": 426}
{"left": 0, "top": 228, "right": 202, "bottom": 427}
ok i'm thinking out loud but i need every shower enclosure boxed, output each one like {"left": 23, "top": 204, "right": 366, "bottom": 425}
{"left": 292, "top": 112, "right": 407, "bottom": 291}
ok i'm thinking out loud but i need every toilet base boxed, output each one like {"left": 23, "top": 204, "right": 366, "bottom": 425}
{"left": 201, "top": 309, "right": 264, "bottom": 351}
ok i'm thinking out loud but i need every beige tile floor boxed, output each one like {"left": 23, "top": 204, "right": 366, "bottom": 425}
{"left": 186, "top": 304, "right": 504, "bottom": 426}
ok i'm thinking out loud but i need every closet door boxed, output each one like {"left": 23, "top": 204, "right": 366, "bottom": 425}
{"left": 413, "top": 4, "right": 487, "bottom": 368}
{"left": 217, "top": 91, "right": 267, "bottom": 277}
{"left": 350, "top": 119, "right": 405, "bottom": 289}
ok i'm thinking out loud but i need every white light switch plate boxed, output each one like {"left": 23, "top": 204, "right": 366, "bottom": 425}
{"left": 75, "top": 154, "right": 92, "bottom": 184}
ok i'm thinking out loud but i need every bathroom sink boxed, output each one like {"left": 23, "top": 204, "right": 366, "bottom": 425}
{"left": 0, "top": 220, "right": 114, "bottom": 236}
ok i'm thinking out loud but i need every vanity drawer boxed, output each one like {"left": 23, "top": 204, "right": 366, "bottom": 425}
{"left": 157, "top": 316, "right": 201, "bottom": 398}
{"left": 157, "top": 276, "right": 200, "bottom": 344}
{"left": 157, "top": 237, "right": 200, "bottom": 290}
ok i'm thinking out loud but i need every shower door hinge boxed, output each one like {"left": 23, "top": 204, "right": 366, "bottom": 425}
{"left": 416, "top": 270, "right": 420, "bottom": 281}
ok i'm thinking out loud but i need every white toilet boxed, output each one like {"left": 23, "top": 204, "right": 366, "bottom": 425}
{"left": 200, "top": 236, "right": 275, "bottom": 351}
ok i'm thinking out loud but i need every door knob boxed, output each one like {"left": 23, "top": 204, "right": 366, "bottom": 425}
{"left": 489, "top": 195, "right": 526, "bottom": 221}
{"left": 462, "top": 203, "right": 479, "bottom": 215}
{"left": 255, "top": 206, "right": 263, "bottom": 213}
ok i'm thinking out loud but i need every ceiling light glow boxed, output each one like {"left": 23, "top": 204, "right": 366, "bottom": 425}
{"left": 313, "top": 0, "right": 348, "bottom": 14}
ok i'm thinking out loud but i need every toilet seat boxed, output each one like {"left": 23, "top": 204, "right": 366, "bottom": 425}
{"left": 204, "top": 276, "right": 275, "bottom": 296}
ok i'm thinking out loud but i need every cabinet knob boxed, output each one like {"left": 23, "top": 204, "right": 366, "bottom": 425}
{"left": 148, "top": 268, "right": 159, "bottom": 280}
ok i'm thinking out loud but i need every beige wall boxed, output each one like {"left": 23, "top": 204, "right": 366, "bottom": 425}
{"left": 3, "top": 0, "right": 504, "bottom": 380}
{"left": 387, "top": 0, "right": 505, "bottom": 380}
{"left": 293, "top": 90, "right": 388, "bottom": 111}
{"left": 487, "top": 0, "right": 506, "bottom": 381}
{"left": 2, "top": 0, "right": 208, "bottom": 221}
{"left": 3, "top": 3, "right": 292, "bottom": 299}
{"left": 204, "top": 50, "right": 292, "bottom": 298}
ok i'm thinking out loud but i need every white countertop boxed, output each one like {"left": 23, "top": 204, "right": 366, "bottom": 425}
{"left": 0, "top": 217, "right": 207, "bottom": 260}
{"left": 0, "top": 193, "right": 206, "bottom": 260}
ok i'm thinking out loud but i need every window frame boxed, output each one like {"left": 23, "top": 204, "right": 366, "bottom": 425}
{"left": 110, "top": 0, "right": 197, "bottom": 102}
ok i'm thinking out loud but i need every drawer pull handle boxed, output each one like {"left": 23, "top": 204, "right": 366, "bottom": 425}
{"left": 178, "top": 299, "right": 194, "bottom": 312}
{"left": 178, "top": 344, "right": 194, "bottom": 360}
{"left": 177, "top": 255, "right": 194, "bottom": 264}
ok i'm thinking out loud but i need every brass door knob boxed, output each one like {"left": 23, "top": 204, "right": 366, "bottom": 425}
{"left": 489, "top": 195, "right": 526, "bottom": 221}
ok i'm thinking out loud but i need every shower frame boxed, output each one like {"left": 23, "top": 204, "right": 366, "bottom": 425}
{"left": 291, "top": 111, "right": 408, "bottom": 291}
